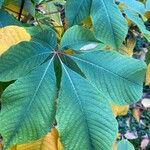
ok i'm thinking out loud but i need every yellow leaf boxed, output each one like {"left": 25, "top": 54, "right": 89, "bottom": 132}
{"left": 64, "top": 49, "right": 75, "bottom": 55}
{"left": 146, "top": 64, "right": 150, "bottom": 85}
{"left": 58, "top": 138, "right": 63, "bottom": 150}
{"left": 0, "top": 25, "right": 31, "bottom": 55}
{"left": 145, "top": 11, "right": 150, "bottom": 19}
{"left": 112, "top": 104, "right": 129, "bottom": 117}
{"left": 4, "top": 4, "right": 28, "bottom": 20}
{"left": 126, "top": 17, "right": 132, "bottom": 27}
{"left": 10, "top": 128, "right": 63, "bottom": 150}
{"left": 112, "top": 142, "right": 117, "bottom": 150}
{"left": 5, "top": 4, "right": 27, "bottom": 16}
{"left": 0, "top": 139, "right": 3, "bottom": 150}
{"left": 120, "top": 38, "right": 135, "bottom": 56}
{"left": 52, "top": 21, "right": 64, "bottom": 40}
{"left": 83, "top": 16, "right": 92, "bottom": 28}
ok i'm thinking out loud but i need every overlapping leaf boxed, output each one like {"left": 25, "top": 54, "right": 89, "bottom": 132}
{"left": 91, "top": 0, "right": 128, "bottom": 49}
{"left": 112, "top": 104, "right": 129, "bottom": 117}
{"left": 56, "top": 63, "right": 117, "bottom": 150}
{"left": 65, "top": 0, "right": 91, "bottom": 26}
{"left": 71, "top": 50, "right": 146, "bottom": 105}
{"left": 146, "top": 0, "right": 150, "bottom": 12}
{"left": 65, "top": 0, "right": 128, "bottom": 49}
{"left": 61, "top": 25, "right": 99, "bottom": 50}
{"left": 0, "top": 59, "right": 57, "bottom": 149}
{"left": 117, "top": 139, "right": 135, "bottom": 150}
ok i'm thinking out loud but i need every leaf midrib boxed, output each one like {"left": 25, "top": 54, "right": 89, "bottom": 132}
{"left": 71, "top": 55, "right": 142, "bottom": 86}
{"left": 68, "top": 0, "right": 90, "bottom": 26}
{"left": 93, "top": 0, "right": 116, "bottom": 47}
{"left": 0, "top": 52, "right": 52, "bottom": 75}
{"left": 61, "top": 62, "right": 93, "bottom": 149}
{"left": 6, "top": 56, "right": 55, "bottom": 146}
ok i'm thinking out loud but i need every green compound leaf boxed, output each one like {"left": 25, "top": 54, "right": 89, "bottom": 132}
{"left": 91, "top": 0, "right": 128, "bottom": 49}
{"left": 56, "top": 63, "right": 117, "bottom": 150}
{"left": 117, "top": 139, "right": 135, "bottom": 150}
{"left": 124, "top": 8, "right": 150, "bottom": 41}
{"left": 71, "top": 50, "right": 146, "bottom": 105}
{"left": 0, "top": 59, "right": 57, "bottom": 149}
{"left": 61, "top": 25, "right": 99, "bottom": 50}
{"left": 65, "top": 0, "right": 91, "bottom": 26}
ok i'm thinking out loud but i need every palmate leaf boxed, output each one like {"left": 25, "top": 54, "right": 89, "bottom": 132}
{"left": 61, "top": 25, "right": 99, "bottom": 50}
{"left": 91, "top": 0, "right": 128, "bottom": 49}
{"left": 0, "top": 59, "right": 57, "bottom": 149}
{"left": 0, "top": 23, "right": 146, "bottom": 150}
{"left": 56, "top": 63, "right": 118, "bottom": 150}
{"left": 0, "top": 28, "right": 57, "bottom": 81}
{"left": 65, "top": 0, "right": 91, "bottom": 27}
{"left": 70, "top": 50, "right": 146, "bottom": 105}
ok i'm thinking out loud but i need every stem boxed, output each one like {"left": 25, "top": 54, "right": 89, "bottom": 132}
{"left": 18, "top": 0, "right": 25, "bottom": 21}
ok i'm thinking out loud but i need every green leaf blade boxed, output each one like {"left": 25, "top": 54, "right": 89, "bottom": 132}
{"left": 118, "top": 0, "right": 145, "bottom": 15}
{"left": 65, "top": 0, "right": 91, "bottom": 26}
{"left": 91, "top": 0, "right": 128, "bottom": 49}
{"left": 61, "top": 25, "right": 99, "bottom": 51}
{"left": 0, "top": 10, "right": 21, "bottom": 27}
{"left": 0, "top": 41, "right": 52, "bottom": 81}
{"left": 57, "top": 63, "right": 117, "bottom": 150}
{"left": 32, "top": 28, "right": 57, "bottom": 50}
{"left": 71, "top": 50, "right": 146, "bottom": 105}
{"left": 0, "top": 59, "right": 57, "bottom": 149}
{"left": 124, "top": 8, "right": 150, "bottom": 41}
{"left": 118, "top": 139, "right": 135, "bottom": 150}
